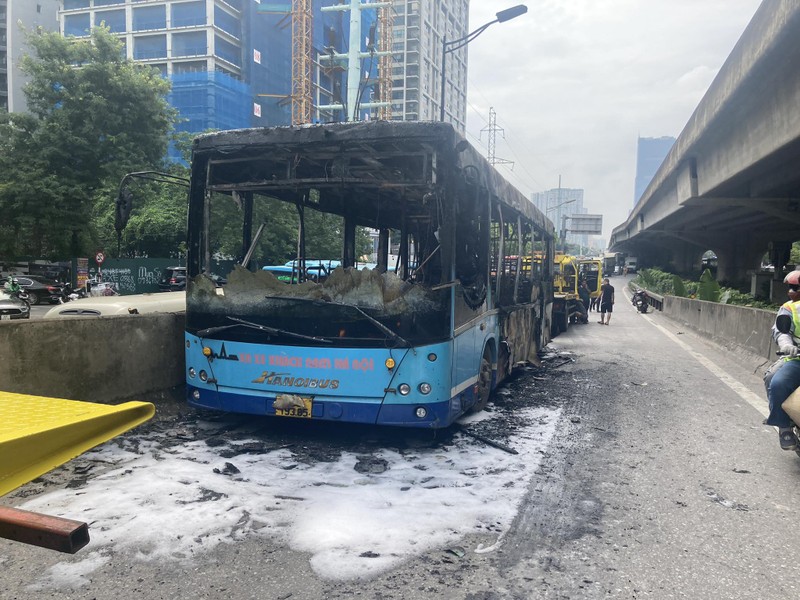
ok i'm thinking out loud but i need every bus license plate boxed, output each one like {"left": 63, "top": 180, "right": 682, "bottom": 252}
{"left": 274, "top": 395, "right": 313, "bottom": 418}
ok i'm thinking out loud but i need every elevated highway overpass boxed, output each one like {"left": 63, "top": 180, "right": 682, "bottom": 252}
{"left": 610, "top": 1, "right": 800, "bottom": 294}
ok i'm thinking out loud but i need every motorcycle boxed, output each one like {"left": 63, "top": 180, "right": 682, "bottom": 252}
{"left": 8, "top": 289, "right": 31, "bottom": 308}
{"left": 631, "top": 289, "right": 649, "bottom": 313}
{"left": 58, "top": 283, "right": 87, "bottom": 304}
{"left": 84, "top": 277, "right": 119, "bottom": 297}
{"left": 91, "top": 281, "right": 118, "bottom": 297}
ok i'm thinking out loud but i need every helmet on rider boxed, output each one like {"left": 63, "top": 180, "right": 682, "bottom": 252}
{"left": 784, "top": 270, "right": 800, "bottom": 286}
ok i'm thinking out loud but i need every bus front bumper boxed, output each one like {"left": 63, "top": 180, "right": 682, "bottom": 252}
{"left": 186, "top": 385, "right": 459, "bottom": 428}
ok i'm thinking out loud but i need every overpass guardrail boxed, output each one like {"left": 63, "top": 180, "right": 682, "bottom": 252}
{"left": 628, "top": 282, "right": 776, "bottom": 363}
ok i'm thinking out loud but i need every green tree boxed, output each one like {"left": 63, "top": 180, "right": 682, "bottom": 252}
{"left": 95, "top": 172, "right": 189, "bottom": 258}
{"left": 0, "top": 26, "right": 175, "bottom": 259}
{"left": 672, "top": 274, "right": 687, "bottom": 297}
{"left": 791, "top": 241, "right": 800, "bottom": 265}
{"left": 208, "top": 194, "right": 372, "bottom": 266}
{"left": 697, "top": 268, "right": 721, "bottom": 302}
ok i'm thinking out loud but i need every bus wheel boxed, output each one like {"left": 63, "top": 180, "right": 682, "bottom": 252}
{"left": 471, "top": 353, "right": 492, "bottom": 413}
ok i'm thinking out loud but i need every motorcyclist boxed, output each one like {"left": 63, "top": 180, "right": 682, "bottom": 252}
{"left": 3, "top": 277, "right": 21, "bottom": 295}
{"left": 765, "top": 270, "right": 800, "bottom": 450}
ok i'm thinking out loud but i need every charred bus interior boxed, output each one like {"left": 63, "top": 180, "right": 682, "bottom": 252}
{"left": 186, "top": 122, "right": 554, "bottom": 353}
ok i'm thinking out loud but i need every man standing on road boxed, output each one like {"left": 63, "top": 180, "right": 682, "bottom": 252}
{"left": 578, "top": 280, "right": 591, "bottom": 324}
{"left": 598, "top": 277, "right": 615, "bottom": 325}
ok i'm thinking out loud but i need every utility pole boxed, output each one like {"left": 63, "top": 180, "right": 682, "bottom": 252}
{"left": 481, "top": 107, "right": 514, "bottom": 169}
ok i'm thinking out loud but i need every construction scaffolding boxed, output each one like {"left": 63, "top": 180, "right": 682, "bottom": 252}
{"left": 376, "top": 4, "right": 394, "bottom": 121}
{"left": 258, "top": 1, "right": 393, "bottom": 125}
{"left": 318, "top": 1, "right": 393, "bottom": 121}
{"left": 292, "top": 0, "right": 313, "bottom": 125}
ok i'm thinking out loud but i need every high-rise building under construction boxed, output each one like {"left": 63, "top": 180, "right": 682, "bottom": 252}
{"left": 390, "top": 0, "right": 469, "bottom": 130}
{"left": 54, "top": 0, "right": 470, "bottom": 145}
{"left": 0, "top": 0, "right": 62, "bottom": 113}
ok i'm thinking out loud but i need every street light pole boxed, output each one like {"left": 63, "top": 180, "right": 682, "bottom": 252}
{"left": 545, "top": 197, "right": 576, "bottom": 253}
{"left": 439, "top": 5, "right": 527, "bottom": 122}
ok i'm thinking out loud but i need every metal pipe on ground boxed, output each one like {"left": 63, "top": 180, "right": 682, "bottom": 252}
{"left": 0, "top": 506, "right": 90, "bottom": 553}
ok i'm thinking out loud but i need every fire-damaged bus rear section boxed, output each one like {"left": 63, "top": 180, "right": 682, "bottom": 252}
{"left": 184, "top": 121, "right": 555, "bottom": 428}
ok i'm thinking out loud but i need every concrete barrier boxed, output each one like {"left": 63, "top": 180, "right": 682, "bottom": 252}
{"left": 661, "top": 295, "right": 777, "bottom": 362}
{"left": 0, "top": 297, "right": 781, "bottom": 402}
{"left": 0, "top": 313, "right": 185, "bottom": 403}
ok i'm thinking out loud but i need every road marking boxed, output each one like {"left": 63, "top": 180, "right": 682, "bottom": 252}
{"left": 643, "top": 313, "right": 769, "bottom": 419}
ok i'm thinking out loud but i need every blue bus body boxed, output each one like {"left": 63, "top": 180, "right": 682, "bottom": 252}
{"left": 184, "top": 122, "right": 555, "bottom": 428}
{"left": 187, "top": 338, "right": 466, "bottom": 426}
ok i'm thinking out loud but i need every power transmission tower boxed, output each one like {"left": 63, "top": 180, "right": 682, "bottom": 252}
{"left": 481, "top": 107, "right": 514, "bottom": 169}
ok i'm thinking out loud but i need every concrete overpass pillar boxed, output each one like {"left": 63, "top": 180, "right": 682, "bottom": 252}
{"left": 714, "top": 239, "right": 766, "bottom": 286}
{"left": 621, "top": 243, "right": 673, "bottom": 273}
{"left": 667, "top": 244, "right": 701, "bottom": 274}
{"left": 768, "top": 241, "right": 793, "bottom": 273}
{"left": 765, "top": 241, "right": 794, "bottom": 303}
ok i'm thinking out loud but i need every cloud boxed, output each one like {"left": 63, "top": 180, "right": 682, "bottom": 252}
{"left": 465, "top": 0, "right": 762, "bottom": 240}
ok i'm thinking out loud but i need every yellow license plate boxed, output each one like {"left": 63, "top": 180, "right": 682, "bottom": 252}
{"left": 273, "top": 394, "right": 313, "bottom": 418}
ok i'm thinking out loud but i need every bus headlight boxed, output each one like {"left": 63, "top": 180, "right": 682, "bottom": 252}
{"left": 188, "top": 367, "right": 196, "bottom": 378}
{"left": 398, "top": 383, "right": 411, "bottom": 395}
{"left": 415, "top": 406, "right": 428, "bottom": 419}
{"left": 418, "top": 383, "right": 432, "bottom": 395}
{"left": 192, "top": 389, "right": 200, "bottom": 400}
{"left": 199, "top": 370, "right": 208, "bottom": 382}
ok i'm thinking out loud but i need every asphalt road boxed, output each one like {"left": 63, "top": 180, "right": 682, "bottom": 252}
{"left": 28, "top": 304, "right": 53, "bottom": 318}
{"left": 3, "top": 278, "right": 797, "bottom": 599}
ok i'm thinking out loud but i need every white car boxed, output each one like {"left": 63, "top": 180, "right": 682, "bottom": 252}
{"left": 43, "top": 291, "right": 185, "bottom": 318}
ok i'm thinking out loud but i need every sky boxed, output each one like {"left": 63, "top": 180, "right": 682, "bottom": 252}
{"left": 12, "top": 387, "right": 561, "bottom": 590}
{"left": 464, "top": 0, "right": 763, "bottom": 243}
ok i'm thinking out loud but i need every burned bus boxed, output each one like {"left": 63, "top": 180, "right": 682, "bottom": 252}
{"left": 184, "top": 121, "right": 555, "bottom": 428}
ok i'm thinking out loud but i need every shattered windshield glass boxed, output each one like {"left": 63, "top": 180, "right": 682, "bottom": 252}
{"left": 187, "top": 265, "right": 449, "bottom": 347}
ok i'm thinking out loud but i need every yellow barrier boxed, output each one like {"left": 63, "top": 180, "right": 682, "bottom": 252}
{"left": 0, "top": 391, "right": 155, "bottom": 497}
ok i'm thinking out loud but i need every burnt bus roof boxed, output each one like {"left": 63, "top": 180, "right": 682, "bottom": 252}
{"left": 191, "top": 121, "right": 555, "bottom": 238}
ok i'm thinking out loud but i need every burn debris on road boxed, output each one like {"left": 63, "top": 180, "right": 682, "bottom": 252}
{"left": 453, "top": 425, "right": 519, "bottom": 455}
{"left": 213, "top": 462, "right": 240, "bottom": 476}
{"left": 8, "top": 349, "right": 578, "bottom": 504}
{"left": 354, "top": 456, "right": 389, "bottom": 474}
{"left": 452, "top": 351, "right": 577, "bottom": 455}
